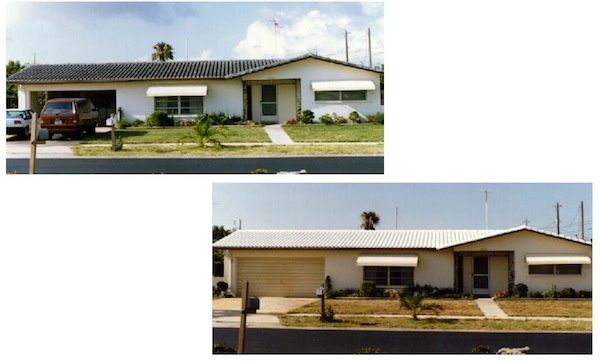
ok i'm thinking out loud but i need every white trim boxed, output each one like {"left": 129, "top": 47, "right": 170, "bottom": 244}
{"left": 356, "top": 254, "right": 418, "bottom": 267}
{"left": 311, "top": 80, "right": 376, "bottom": 91}
{"left": 525, "top": 255, "right": 591, "bottom": 265}
{"left": 146, "top": 85, "right": 208, "bottom": 97}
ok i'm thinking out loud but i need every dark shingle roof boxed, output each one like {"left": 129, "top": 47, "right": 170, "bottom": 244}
{"left": 7, "top": 54, "right": 381, "bottom": 84}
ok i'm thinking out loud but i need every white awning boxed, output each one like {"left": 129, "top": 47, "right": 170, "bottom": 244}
{"left": 311, "top": 80, "right": 376, "bottom": 92}
{"left": 356, "top": 255, "right": 418, "bottom": 267}
{"left": 525, "top": 255, "right": 591, "bottom": 265}
{"left": 146, "top": 85, "right": 208, "bottom": 97}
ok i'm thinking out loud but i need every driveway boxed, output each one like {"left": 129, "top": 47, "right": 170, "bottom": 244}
{"left": 212, "top": 297, "right": 317, "bottom": 328}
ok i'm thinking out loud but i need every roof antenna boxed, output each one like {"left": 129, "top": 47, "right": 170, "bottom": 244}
{"left": 480, "top": 189, "right": 491, "bottom": 229}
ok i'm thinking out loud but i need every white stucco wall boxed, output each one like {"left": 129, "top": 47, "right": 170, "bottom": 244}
{"left": 17, "top": 79, "right": 244, "bottom": 122}
{"left": 454, "top": 231, "right": 592, "bottom": 293}
{"left": 221, "top": 248, "right": 456, "bottom": 294}
{"left": 242, "top": 58, "right": 383, "bottom": 119}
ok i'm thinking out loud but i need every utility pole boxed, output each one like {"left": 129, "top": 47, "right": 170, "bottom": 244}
{"left": 395, "top": 207, "right": 398, "bottom": 230}
{"left": 555, "top": 202, "right": 562, "bottom": 234}
{"left": 345, "top": 29, "right": 349, "bottom": 62}
{"left": 368, "top": 28, "right": 372, "bottom": 68}
{"left": 523, "top": 218, "right": 529, "bottom": 226}
{"left": 580, "top": 201, "right": 585, "bottom": 240}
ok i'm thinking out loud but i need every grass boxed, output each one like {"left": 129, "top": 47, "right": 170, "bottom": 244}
{"left": 280, "top": 298, "right": 592, "bottom": 331}
{"left": 72, "top": 144, "right": 384, "bottom": 157}
{"left": 80, "top": 126, "right": 271, "bottom": 144}
{"left": 279, "top": 316, "right": 592, "bottom": 331}
{"left": 282, "top": 124, "right": 384, "bottom": 142}
{"left": 289, "top": 298, "right": 483, "bottom": 316}
{"left": 494, "top": 299, "right": 592, "bottom": 318}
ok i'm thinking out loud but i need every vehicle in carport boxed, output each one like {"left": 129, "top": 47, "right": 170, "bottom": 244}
{"left": 6, "top": 109, "right": 34, "bottom": 140}
{"left": 39, "top": 98, "right": 100, "bottom": 140}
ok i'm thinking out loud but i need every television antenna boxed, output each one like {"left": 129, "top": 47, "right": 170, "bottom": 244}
{"left": 480, "top": 189, "right": 491, "bottom": 229}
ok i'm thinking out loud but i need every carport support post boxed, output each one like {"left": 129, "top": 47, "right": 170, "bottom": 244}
{"left": 237, "top": 281, "right": 250, "bottom": 354}
{"left": 29, "top": 112, "right": 38, "bottom": 174}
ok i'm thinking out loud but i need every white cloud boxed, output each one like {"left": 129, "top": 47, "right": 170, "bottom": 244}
{"left": 361, "top": 2, "right": 384, "bottom": 17}
{"left": 234, "top": 10, "right": 371, "bottom": 62}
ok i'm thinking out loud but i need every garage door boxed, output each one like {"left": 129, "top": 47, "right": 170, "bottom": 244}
{"left": 237, "top": 257, "right": 325, "bottom": 297}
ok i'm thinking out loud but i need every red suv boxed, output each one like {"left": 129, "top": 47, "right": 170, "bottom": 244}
{"left": 40, "top": 98, "right": 100, "bottom": 139}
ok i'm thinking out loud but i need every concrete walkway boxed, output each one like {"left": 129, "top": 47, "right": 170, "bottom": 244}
{"left": 475, "top": 298, "right": 508, "bottom": 318}
{"left": 263, "top": 124, "right": 294, "bottom": 144}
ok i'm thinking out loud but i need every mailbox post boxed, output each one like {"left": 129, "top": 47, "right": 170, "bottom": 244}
{"left": 237, "top": 281, "right": 259, "bottom": 354}
{"left": 316, "top": 286, "right": 325, "bottom": 320}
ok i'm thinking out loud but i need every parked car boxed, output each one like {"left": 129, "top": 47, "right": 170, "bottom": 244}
{"left": 6, "top": 109, "right": 34, "bottom": 140}
{"left": 39, "top": 98, "right": 100, "bottom": 139}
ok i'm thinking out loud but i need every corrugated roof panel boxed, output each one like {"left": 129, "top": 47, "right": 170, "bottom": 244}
{"left": 212, "top": 227, "right": 591, "bottom": 250}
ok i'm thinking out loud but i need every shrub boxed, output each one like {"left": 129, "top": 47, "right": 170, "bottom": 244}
{"left": 298, "top": 109, "right": 315, "bottom": 124}
{"left": 349, "top": 111, "right": 362, "bottom": 124}
{"left": 359, "top": 281, "right": 378, "bottom": 297}
{"left": 578, "top": 290, "right": 592, "bottom": 298}
{"left": 367, "top": 112, "right": 384, "bottom": 124}
{"left": 512, "top": 283, "right": 529, "bottom": 298}
{"left": 559, "top": 287, "right": 577, "bottom": 298}
{"left": 216, "top": 281, "right": 229, "bottom": 293}
{"left": 494, "top": 290, "right": 511, "bottom": 299}
{"left": 285, "top": 118, "right": 298, "bottom": 125}
{"left": 542, "top": 284, "right": 558, "bottom": 298}
{"left": 324, "top": 276, "right": 334, "bottom": 298}
{"left": 213, "top": 342, "right": 236, "bottom": 354}
{"left": 116, "top": 117, "right": 129, "bottom": 129}
{"left": 319, "top": 113, "right": 334, "bottom": 125}
{"left": 146, "top": 111, "right": 174, "bottom": 127}
{"left": 331, "top": 113, "right": 347, "bottom": 124}
{"left": 320, "top": 304, "right": 336, "bottom": 322}
{"left": 111, "top": 136, "right": 124, "bottom": 151}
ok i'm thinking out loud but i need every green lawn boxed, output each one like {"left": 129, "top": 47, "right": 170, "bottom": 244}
{"left": 81, "top": 126, "right": 271, "bottom": 144}
{"left": 494, "top": 299, "right": 592, "bottom": 318}
{"left": 282, "top": 124, "right": 384, "bottom": 142}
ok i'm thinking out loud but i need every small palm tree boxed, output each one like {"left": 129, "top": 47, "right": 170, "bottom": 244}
{"left": 399, "top": 291, "right": 443, "bottom": 320}
{"left": 152, "top": 42, "right": 174, "bottom": 61}
{"left": 191, "top": 114, "right": 222, "bottom": 148}
{"left": 360, "top": 211, "right": 380, "bottom": 230}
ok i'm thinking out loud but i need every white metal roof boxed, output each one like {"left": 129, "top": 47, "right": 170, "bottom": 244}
{"left": 212, "top": 226, "right": 591, "bottom": 250}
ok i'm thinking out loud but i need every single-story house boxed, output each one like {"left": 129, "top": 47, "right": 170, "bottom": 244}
{"left": 7, "top": 54, "right": 383, "bottom": 125}
{"left": 212, "top": 226, "right": 592, "bottom": 297}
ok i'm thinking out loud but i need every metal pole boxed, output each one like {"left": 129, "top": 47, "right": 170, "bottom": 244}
{"left": 237, "top": 281, "right": 249, "bottom": 354}
{"left": 580, "top": 201, "right": 585, "bottom": 240}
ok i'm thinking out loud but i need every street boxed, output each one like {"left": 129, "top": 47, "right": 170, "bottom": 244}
{"left": 5, "top": 156, "right": 384, "bottom": 174}
{"left": 213, "top": 327, "right": 592, "bottom": 354}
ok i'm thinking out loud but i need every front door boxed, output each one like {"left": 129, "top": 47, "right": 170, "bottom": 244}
{"left": 472, "top": 256, "right": 490, "bottom": 296}
{"left": 260, "top": 85, "right": 278, "bottom": 123}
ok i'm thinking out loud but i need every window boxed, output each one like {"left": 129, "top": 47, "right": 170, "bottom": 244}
{"left": 155, "top": 96, "right": 203, "bottom": 115}
{"left": 315, "top": 90, "right": 367, "bottom": 102}
{"left": 363, "top": 266, "right": 414, "bottom": 286}
{"left": 529, "top": 264, "right": 582, "bottom": 275}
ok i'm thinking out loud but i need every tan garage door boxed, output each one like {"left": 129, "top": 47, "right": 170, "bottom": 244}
{"left": 237, "top": 257, "right": 325, "bottom": 297}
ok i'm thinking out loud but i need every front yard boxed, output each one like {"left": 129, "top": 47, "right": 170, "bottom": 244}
{"left": 280, "top": 298, "right": 592, "bottom": 331}
{"left": 282, "top": 124, "right": 384, "bottom": 142}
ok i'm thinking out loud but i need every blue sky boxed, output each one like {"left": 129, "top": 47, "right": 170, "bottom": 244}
{"left": 213, "top": 183, "right": 593, "bottom": 239}
{"left": 5, "top": 1, "right": 384, "bottom": 66}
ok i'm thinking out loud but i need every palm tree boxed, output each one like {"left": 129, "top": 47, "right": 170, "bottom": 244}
{"left": 152, "top": 42, "right": 174, "bottom": 61}
{"left": 360, "top": 211, "right": 380, "bottom": 230}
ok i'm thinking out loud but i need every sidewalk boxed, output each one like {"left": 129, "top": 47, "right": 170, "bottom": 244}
{"left": 212, "top": 297, "right": 592, "bottom": 329}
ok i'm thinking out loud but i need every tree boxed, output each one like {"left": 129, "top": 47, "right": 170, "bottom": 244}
{"left": 7, "top": 60, "right": 26, "bottom": 104}
{"left": 360, "top": 211, "right": 380, "bottom": 230}
{"left": 213, "top": 226, "right": 231, "bottom": 277}
{"left": 399, "top": 291, "right": 443, "bottom": 320}
{"left": 151, "top": 42, "right": 174, "bottom": 61}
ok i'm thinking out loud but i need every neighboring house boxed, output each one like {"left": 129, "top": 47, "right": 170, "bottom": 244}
{"left": 212, "top": 226, "right": 592, "bottom": 298}
{"left": 6, "top": 54, "right": 383, "bottom": 125}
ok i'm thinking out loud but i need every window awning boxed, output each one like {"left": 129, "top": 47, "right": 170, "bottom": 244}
{"left": 525, "top": 255, "right": 591, "bottom": 265}
{"left": 311, "top": 80, "right": 376, "bottom": 92}
{"left": 356, "top": 255, "right": 418, "bottom": 267}
{"left": 146, "top": 85, "right": 208, "bottom": 97}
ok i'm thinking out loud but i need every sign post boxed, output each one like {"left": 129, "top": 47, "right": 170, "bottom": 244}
{"left": 29, "top": 112, "right": 39, "bottom": 174}
{"left": 316, "top": 286, "right": 325, "bottom": 320}
{"left": 237, "top": 281, "right": 250, "bottom": 354}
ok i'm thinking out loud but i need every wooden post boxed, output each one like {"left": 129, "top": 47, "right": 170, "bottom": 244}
{"left": 237, "top": 281, "right": 249, "bottom": 354}
{"left": 29, "top": 112, "right": 38, "bottom": 174}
